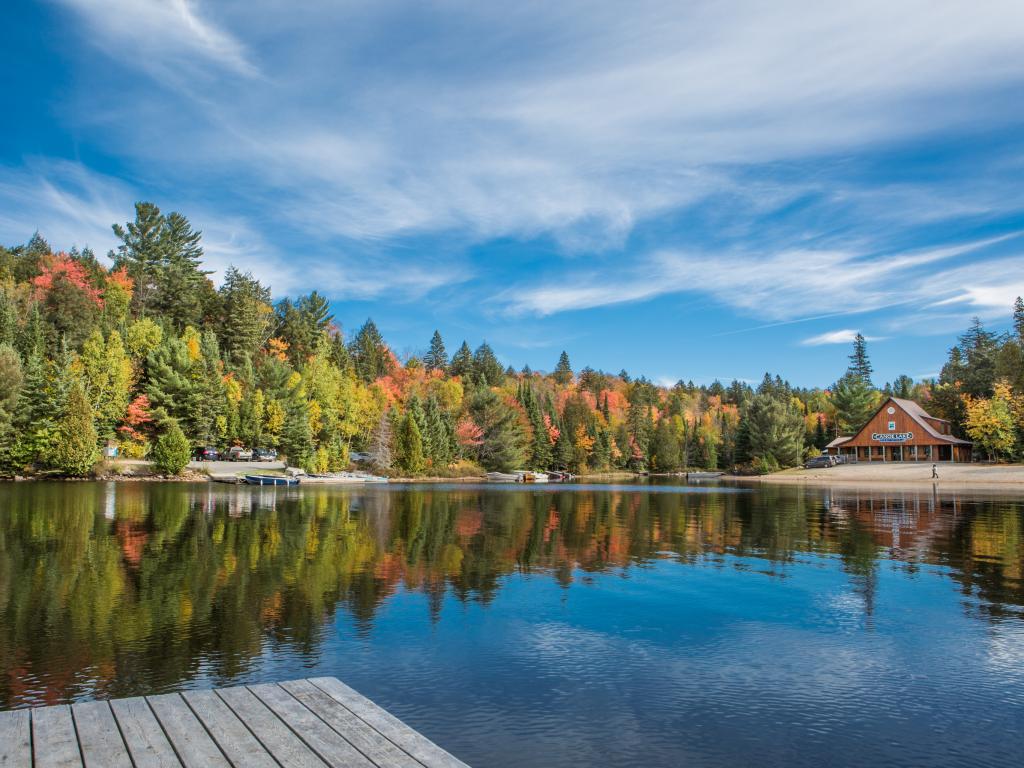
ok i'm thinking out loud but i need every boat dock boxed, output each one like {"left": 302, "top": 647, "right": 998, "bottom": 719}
{"left": 0, "top": 676, "right": 469, "bottom": 768}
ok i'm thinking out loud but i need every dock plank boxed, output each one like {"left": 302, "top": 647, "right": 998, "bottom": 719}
{"left": 309, "top": 678, "right": 469, "bottom": 768}
{"left": 0, "top": 709, "right": 32, "bottom": 767}
{"left": 248, "top": 683, "right": 375, "bottom": 768}
{"left": 180, "top": 689, "right": 278, "bottom": 768}
{"left": 31, "top": 705, "right": 82, "bottom": 768}
{"left": 109, "top": 698, "right": 181, "bottom": 768}
{"left": 216, "top": 686, "right": 327, "bottom": 768}
{"left": 147, "top": 694, "right": 229, "bottom": 768}
{"left": 280, "top": 679, "right": 424, "bottom": 768}
{"left": 70, "top": 702, "right": 131, "bottom": 768}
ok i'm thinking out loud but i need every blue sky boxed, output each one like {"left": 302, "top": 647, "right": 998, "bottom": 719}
{"left": 3, "top": 0, "right": 1024, "bottom": 387}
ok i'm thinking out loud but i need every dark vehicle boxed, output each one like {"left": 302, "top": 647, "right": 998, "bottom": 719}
{"left": 193, "top": 446, "right": 220, "bottom": 461}
{"left": 252, "top": 447, "right": 278, "bottom": 462}
{"left": 804, "top": 455, "right": 833, "bottom": 469}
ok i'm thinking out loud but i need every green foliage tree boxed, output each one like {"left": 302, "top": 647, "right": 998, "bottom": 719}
{"left": 449, "top": 341, "right": 474, "bottom": 380}
{"left": 348, "top": 318, "right": 392, "bottom": 382}
{"left": 832, "top": 373, "right": 877, "bottom": 434}
{"left": 51, "top": 381, "right": 98, "bottom": 475}
{"left": 472, "top": 342, "right": 504, "bottom": 386}
{"left": 152, "top": 420, "right": 192, "bottom": 475}
{"left": 553, "top": 350, "right": 573, "bottom": 385}
{"left": 744, "top": 392, "right": 805, "bottom": 469}
{"left": 466, "top": 387, "right": 527, "bottom": 471}
{"left": 651, "top": 419, "right": 681, "bottom": 471}
{"left": 424, "top": 330, "right": 448, "bottom": 372}
{"left": 218, "top": 267, "right": 273, "bottom": 365}
{"left": 396, "top": 411, "right": 426, "bottom": 474}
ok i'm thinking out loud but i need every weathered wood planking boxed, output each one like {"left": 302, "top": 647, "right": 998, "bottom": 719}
{"left": 0, "top": 708, "right": 32, "bottom": 767}
{"left": 0, "top": 677, "right": 469, "bottom": 768}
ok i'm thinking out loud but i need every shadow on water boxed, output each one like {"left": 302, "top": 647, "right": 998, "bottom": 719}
{"left": 0, "top": 480, "right": 1022, "bottom": 766}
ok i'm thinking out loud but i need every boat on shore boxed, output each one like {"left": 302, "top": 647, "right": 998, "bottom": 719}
{"left": 486, "top": 470, "right": 566, "bottom": 483}
{"left": 243, "top": 474, "right": 300, "bottom": 486}
{"left": 298, "top": 471, "right": 389, "bottom": 484}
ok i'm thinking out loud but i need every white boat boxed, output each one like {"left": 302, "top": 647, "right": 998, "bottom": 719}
{"left": 290, "top": 471, "right": 389, "bottom": 484}
{"left": 517, "top": 471, "right": 549, "bottom": 483}
{"left": 486, "top": 472, "right": 519, "bottom": 483}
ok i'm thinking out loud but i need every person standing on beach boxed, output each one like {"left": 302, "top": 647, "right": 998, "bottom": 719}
{"left": 931, "top": 464, "right": 939, "bottom": 479}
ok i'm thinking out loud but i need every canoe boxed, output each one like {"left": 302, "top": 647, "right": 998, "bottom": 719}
{"left": 243, "top": 474, "right": 300, "bottom": 486}
{"left": 299, "top": 472, "right": 389, "bottom": 484}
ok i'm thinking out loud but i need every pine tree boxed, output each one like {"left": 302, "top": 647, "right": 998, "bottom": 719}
{"left": 848, "top": 333, "right": 873, "bottom": 384}
{"left": 424, "top": 330, "right": 448, "bottom": 372}
{"left": 472, "top": 342, "right": 504, "bottom": 386}
{"left": 397, "top": 412, "right": 425, "bottom": 474}
{"left": 156, "top": 212, "right": 210, "bottom": 328}
{"left": 348, "top": 318, "right": 392, "bottom": 382}
{"left": 744, "top": 392, "right": 805, "bottom": 468}
{"left": 111, "top": 202, "right": 166, "bottom": 314}
{"left": 832, "top": 373, "right": 876, "bottom": 434}
{"left": 651, "top": 419, "right": 680, "bottom": 472}
{"left": 280, "top": 397, "right": 313, "bottom": 469}
{"left": 467, "top": 386, "right": 527, "bottom": 471}
{"left": 449, "top": 341, "right": 474, "bottom": 380}
{"left": 553, "top": 350, "right": 573, "bottom": 385}
{"left": 51, "top": 381, "right": 98, "bottom": 475}
{"left": 218, "top": 267, "right": 273, "bottom": 365}
{"left": 813, "top": 415, "right": 827, "bottom": 450}
{"left": 1014, "top": 297, "right": 1024, "bottom": 343}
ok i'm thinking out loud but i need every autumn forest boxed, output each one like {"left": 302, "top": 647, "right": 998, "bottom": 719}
{"left": 2, "top": 202, "right": 1024, "bottom": 478}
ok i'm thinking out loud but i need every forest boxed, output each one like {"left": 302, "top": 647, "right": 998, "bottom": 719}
{"left": 1, "top": 202, "right": 1024, "bottom": 477}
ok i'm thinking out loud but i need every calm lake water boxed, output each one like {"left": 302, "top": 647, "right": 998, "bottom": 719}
{"left": 1, "top": 481, "right": 1022, "bottom": 766}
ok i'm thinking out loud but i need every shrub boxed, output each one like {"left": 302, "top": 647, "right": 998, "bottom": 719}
{"left": 751, "top": 454, "right": 780, "bottom": 475}
{"left": 52, "top": 381, "right": 98, "bottom": 476}
{"left": 152, "top": 421, "right": 191, "bottom": 475}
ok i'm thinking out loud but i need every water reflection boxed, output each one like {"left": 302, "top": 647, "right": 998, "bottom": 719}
{"left": 0, "top": 481, "right": 1022, "bottom": 714}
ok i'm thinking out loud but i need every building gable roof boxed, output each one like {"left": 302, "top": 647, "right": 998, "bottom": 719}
{"left": 854, "top": 397, "right": 972, "bottom": 446}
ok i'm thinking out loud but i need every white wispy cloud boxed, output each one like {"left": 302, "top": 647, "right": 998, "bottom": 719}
{"left": 57, "top": 0, "right": 257, "bottom": 79}
{"left": 18, "top": 0, "right": 1024, "bottom": 337}
{"left": 501, "top": 235, "right": 1020, "bottom": 320}
{"left": 49, "top": 0, "right": 1024, "bottom": 245}
{"left": 801, "top": 330, "right": 881, "bottom": 347}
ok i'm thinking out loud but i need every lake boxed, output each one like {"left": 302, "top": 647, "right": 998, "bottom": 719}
{"left": 1, "top": 481, "right": 1022, "bottom": 767}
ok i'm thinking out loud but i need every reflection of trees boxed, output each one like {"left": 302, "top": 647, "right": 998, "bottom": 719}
{"left": 1, "top": 482, "right": 1022, "bottom": 706}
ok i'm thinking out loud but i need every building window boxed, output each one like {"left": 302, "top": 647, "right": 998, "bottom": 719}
{"left": 888, "top": 421, "right": 896, "bottom": 430}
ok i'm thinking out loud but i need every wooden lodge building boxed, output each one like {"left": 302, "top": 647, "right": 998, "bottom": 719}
{"left": 825, "top": 397, "right": 973, "bottom": 463}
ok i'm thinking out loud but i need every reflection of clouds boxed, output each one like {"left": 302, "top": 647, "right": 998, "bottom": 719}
{"left": 985, "top": 624, "right": 1024, "bottom": 687}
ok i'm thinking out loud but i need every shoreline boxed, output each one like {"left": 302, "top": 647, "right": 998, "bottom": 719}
{"left": 743, "top": 462, "right": 1024, "bottom": 489}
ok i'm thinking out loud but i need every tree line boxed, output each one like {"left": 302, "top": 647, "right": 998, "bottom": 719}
{"left": 2, "top": 202, "right": 1024, "bottom": 476}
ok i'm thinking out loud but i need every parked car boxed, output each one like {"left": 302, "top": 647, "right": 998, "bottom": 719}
{"left": 227, "top": 446, "right": 254, "bottom": 462}
{"left": 193, "top": 446, "right": 220, "bottom": 461}
{"left": 252, "top": 447, "right": 278, "bottom": 462}
{"left": 804, "top": 455, "right": 833, "bottom": 469}
{"left": 349, "top": 451, "right": 371, "bottom": 463}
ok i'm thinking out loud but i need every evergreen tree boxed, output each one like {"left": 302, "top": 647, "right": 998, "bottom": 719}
{"left": 51, "top": 381, "right": 98, "bottom": 475}
{"left": 744, "top": 392, "right": 805, "bottom": 468}
{"left": 553, "top": 350, "right": 573, "bottom": 385}
{"left": 957, "top": 318, "right": 1000, "bottom": 398}
{"left": 472, "top": 342, "right": 504, "bottom": 386}
{"left": 449, "top": 341, "right": 474, "bottom": 380}
{"left": 848, "top": 333, "right": 874, "bottom": 385}
{"left": 396, "top": 412, "right": 426, "bottom": 474}
{"left": 466, "top": 386, "right": 527, "bottom": 471}
{"left": 156, "top": 212, "right": 211, "bottom": 328}
{"left": 111, "top": 202, "right": 166, "bottom": 314}
{"left": 424, "top": 330, "right": 448, "bottom": 372}
{"left": 280, "top": 397, "right": 313, "bottom": 470}
{"left": 152, "top": 420, "right": 191, "bottom": 475}
{"left": 813, "top": 415, "right": 827, "bottom": 451}
{"left": 832, "top": 373, "right": 876, "bottom": 434}
{"left": 218, "top": 267, "right": 273, "bottom": 366}
{"left": 651, "top": 419, "right": 681, "bottom": 472}
{"left": 348, "top": 318, "right": 392, "bottom": 382}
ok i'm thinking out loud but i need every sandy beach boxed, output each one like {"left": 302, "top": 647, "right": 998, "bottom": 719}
{"left": 748, "top": 462, "right": 1024, "bottom": 489}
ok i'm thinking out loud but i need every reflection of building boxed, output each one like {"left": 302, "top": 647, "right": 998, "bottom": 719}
{"left": 826, "top": 397, "right": 972, "bottom": 463}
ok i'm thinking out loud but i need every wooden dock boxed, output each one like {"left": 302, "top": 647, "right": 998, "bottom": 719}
{"left": 0, "top": 677, "right": 470, "bottom": 768}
